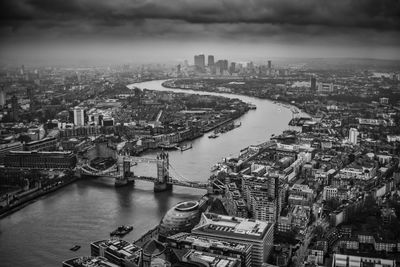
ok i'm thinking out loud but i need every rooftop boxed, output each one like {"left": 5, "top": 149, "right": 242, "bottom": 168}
{"left": 183, "top": 249, "right": 241, "bottom": 267}
{"left": 167, "top": 232, "right": 252, "bottom": 253}
{"left": 192, "top": 213, "right": 273, "bottom": 240}
{"left": 92, "top": 239, "right": 142, "bottom": 258}
{"left": 175, "top": 201, "right": 199, "bottom": 212}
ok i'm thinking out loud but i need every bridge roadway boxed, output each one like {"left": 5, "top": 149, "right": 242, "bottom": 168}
{"left": 79, "top": 164, "right": 209, "bottom": 190}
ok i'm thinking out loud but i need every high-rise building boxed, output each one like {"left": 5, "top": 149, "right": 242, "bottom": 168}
{"left": 268, "top": 60, "right": 272, "bottom": 69}
{"left": 208, "top": 55, "right": 214, "bottom": 66}
{"left": 73, "top": 107, "right": 85, "bottom": 126}
{"left": 10, "top": 95, "right": 19, "bottom": 121}
{"left": 222, "top": 59, "right": 228, "bottom": 71}
{"left": 242, "top": 174, "right": 281, "bottom": 222}
{"left": 230, "top": 62, "right": 236, "bottom": 73}
{"left": 310, "top": 76, "right": 317, "bottom": 91}
{"left": 192, "top": 213, "right": 274, "bottom": 267}
{"left": 0, "top": 87, "right": 5, "bottom": 107}
{"left": 349, "top": 128, "right": 358, "bottom": 145}
{"left": 194, "top": 54, "right": 205, "bottom": 70}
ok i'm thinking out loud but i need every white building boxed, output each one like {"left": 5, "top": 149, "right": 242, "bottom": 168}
{"left": 349, "top": 128, "right": 358, "bottom": 145}
{"left": 317, "top": 82, "right": 334, "bottom": 93}
{"left": 73, "top": 107, "right": 85, "bottom": 126}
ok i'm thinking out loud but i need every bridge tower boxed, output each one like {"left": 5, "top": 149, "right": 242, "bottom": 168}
{"left": 115, "top": 159, "right": 134, "bottom": 186}
{"left": 154, "top": 152, "right": 172, "bottom": 192}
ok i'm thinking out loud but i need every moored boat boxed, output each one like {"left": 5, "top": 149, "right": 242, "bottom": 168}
{"left": 110, "top": 225, "right": 134, "bottom": 237}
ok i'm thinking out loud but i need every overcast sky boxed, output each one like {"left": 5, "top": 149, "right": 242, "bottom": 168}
{"left": 1, "top": 0, "right": 399, "bottom": 65}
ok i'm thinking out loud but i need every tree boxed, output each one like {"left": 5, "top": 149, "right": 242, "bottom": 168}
{"left": 17, "top": 135, "right": 31, "bottom": 144}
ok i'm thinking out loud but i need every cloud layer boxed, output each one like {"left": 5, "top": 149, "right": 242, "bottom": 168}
{"left": 1, "top": 0, "right": 399, "bottom": 63}
{"left": 2, "top": 0, "right": 400, "bottom": 29}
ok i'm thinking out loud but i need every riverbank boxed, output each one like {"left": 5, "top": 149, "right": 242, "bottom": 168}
{"left": 0, "top": 79, "right": 294, "bottom": 267}
{"left": 161, "top": 79, "right": 310, "bottom": 118}
{"left": 0, "top": 175, "right": 79, "bottom": 219}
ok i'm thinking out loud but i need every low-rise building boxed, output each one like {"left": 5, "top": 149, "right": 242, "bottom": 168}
{"left": 166, "top": 232, "right": 252, "bottom": 267}
{"left": 91, "top": 239, "right": 143, "bottom": 267}
{"left": 25, "top": 137, "right": 57, "bottom": 151}
{"left": 4, "top": 150, "right": 76, "bottom": 169}
{"left": 192, "top": 213, "right": 274, "bottom": 267}
{"left": 332, "top": 253, "right": 396, "bottom": 267}
{"left": 182, "top": 249, "right": 241, "bottom": 267}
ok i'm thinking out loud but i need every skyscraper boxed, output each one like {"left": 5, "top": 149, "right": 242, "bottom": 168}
{"left": 11, "top": 95, "right": 19, "bottom": 121}
{"left": 73, "top": 107, "right": 85, "bottom": 126}
{"left": 20, "top": 65, "right": 25, "bottom": 75}
{"left": 207, "top": 55, "right": 214, "bottom": 66}
{"left": 311, "top": 76, "right": 317, "bottom": 91}
{"left": 194, "top": 54, "right": 205, "bottom": 70}
{"left": 229, "top": 62, "right": 236, "bottom": 73}
{"left": 0, "top": 87, "right": 5, "bottom": 107}
{"left": 268, "top": 60, "right": 272, "bottom": 69}
{"left": 349, "top": 128, "right": 358, "bottom": 145}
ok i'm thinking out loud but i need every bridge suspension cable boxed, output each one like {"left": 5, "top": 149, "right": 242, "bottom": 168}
{"left": 168, "top": 163, "right": 196, "bottom": 183}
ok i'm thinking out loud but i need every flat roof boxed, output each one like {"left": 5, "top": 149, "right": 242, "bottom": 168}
{"left": 168, "top": 232, "right": 251, "bottom": 252}
{"left": 192, "top": 213, "right": 273, "bottom": 240}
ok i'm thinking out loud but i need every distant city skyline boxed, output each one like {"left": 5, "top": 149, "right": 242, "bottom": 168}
{"left": 1, "top": 0, "right": 399, "bottom": 65}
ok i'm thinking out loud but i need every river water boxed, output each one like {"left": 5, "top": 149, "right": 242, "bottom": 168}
{"left": 0, "top": 80, "right": 292, "bottom": 266}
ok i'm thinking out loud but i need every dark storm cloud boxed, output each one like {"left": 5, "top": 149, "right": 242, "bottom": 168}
{"left": 1, "top": 0, "right": 400, "bottom": 31}
{"left": 1, "top": 0, "right": 399, "bottom": 63}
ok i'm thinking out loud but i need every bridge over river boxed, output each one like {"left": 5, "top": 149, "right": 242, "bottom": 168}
{"left": 79, "top": 151, "right": 212, "bottom": 192}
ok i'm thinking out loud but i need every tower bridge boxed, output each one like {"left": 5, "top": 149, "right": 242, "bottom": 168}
{"left": 79, "top": 152, "right": 211, "bottom": 192}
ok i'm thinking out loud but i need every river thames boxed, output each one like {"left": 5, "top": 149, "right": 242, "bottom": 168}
{"left": 0, "top": 80, "right": 293, "bottom": 266}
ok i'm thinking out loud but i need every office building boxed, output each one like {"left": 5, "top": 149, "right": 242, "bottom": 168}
{"left": 166, "top": 232, "right": 252, "bottom": 267}
{"left": 230, "top": 62, "right": 236, "bottom": 73}
{"left": 268, "top": 60, "right": 272, "bottom": 69}
{"left": 0, "top": 87, "right": 5, "bottom": 107}
{"left": 73, "top": 106, "right": 85, "bottom": 126}
{"left": 310, "top": 76, "right": 317, "bottom": 91}
{"left": 194, "top": 54, "right": 205, "bottom": 70}
{"left": 349, "top": 128, "right": 358, "bottom": 145}
{"left": 91, "top": 239, "right": 143, "bottom": 267}
{"left": 4, "top": 151, "right": 76, "bottom": 169}
{"left": 10, "top": 95, "right": 19, "bottom": 121}
{"left": 159, "top": 201, "right": 202, "bottom": 237}
{"left": 208, "top": 55, "right": 215, "bottom": 66}
{"left": 192, "top": 213, "right": 274, "bottom": 267}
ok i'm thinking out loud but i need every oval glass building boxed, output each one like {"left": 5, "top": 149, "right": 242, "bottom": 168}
{"left": 159, "top": 201, "right": 201, "bottom": 238}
